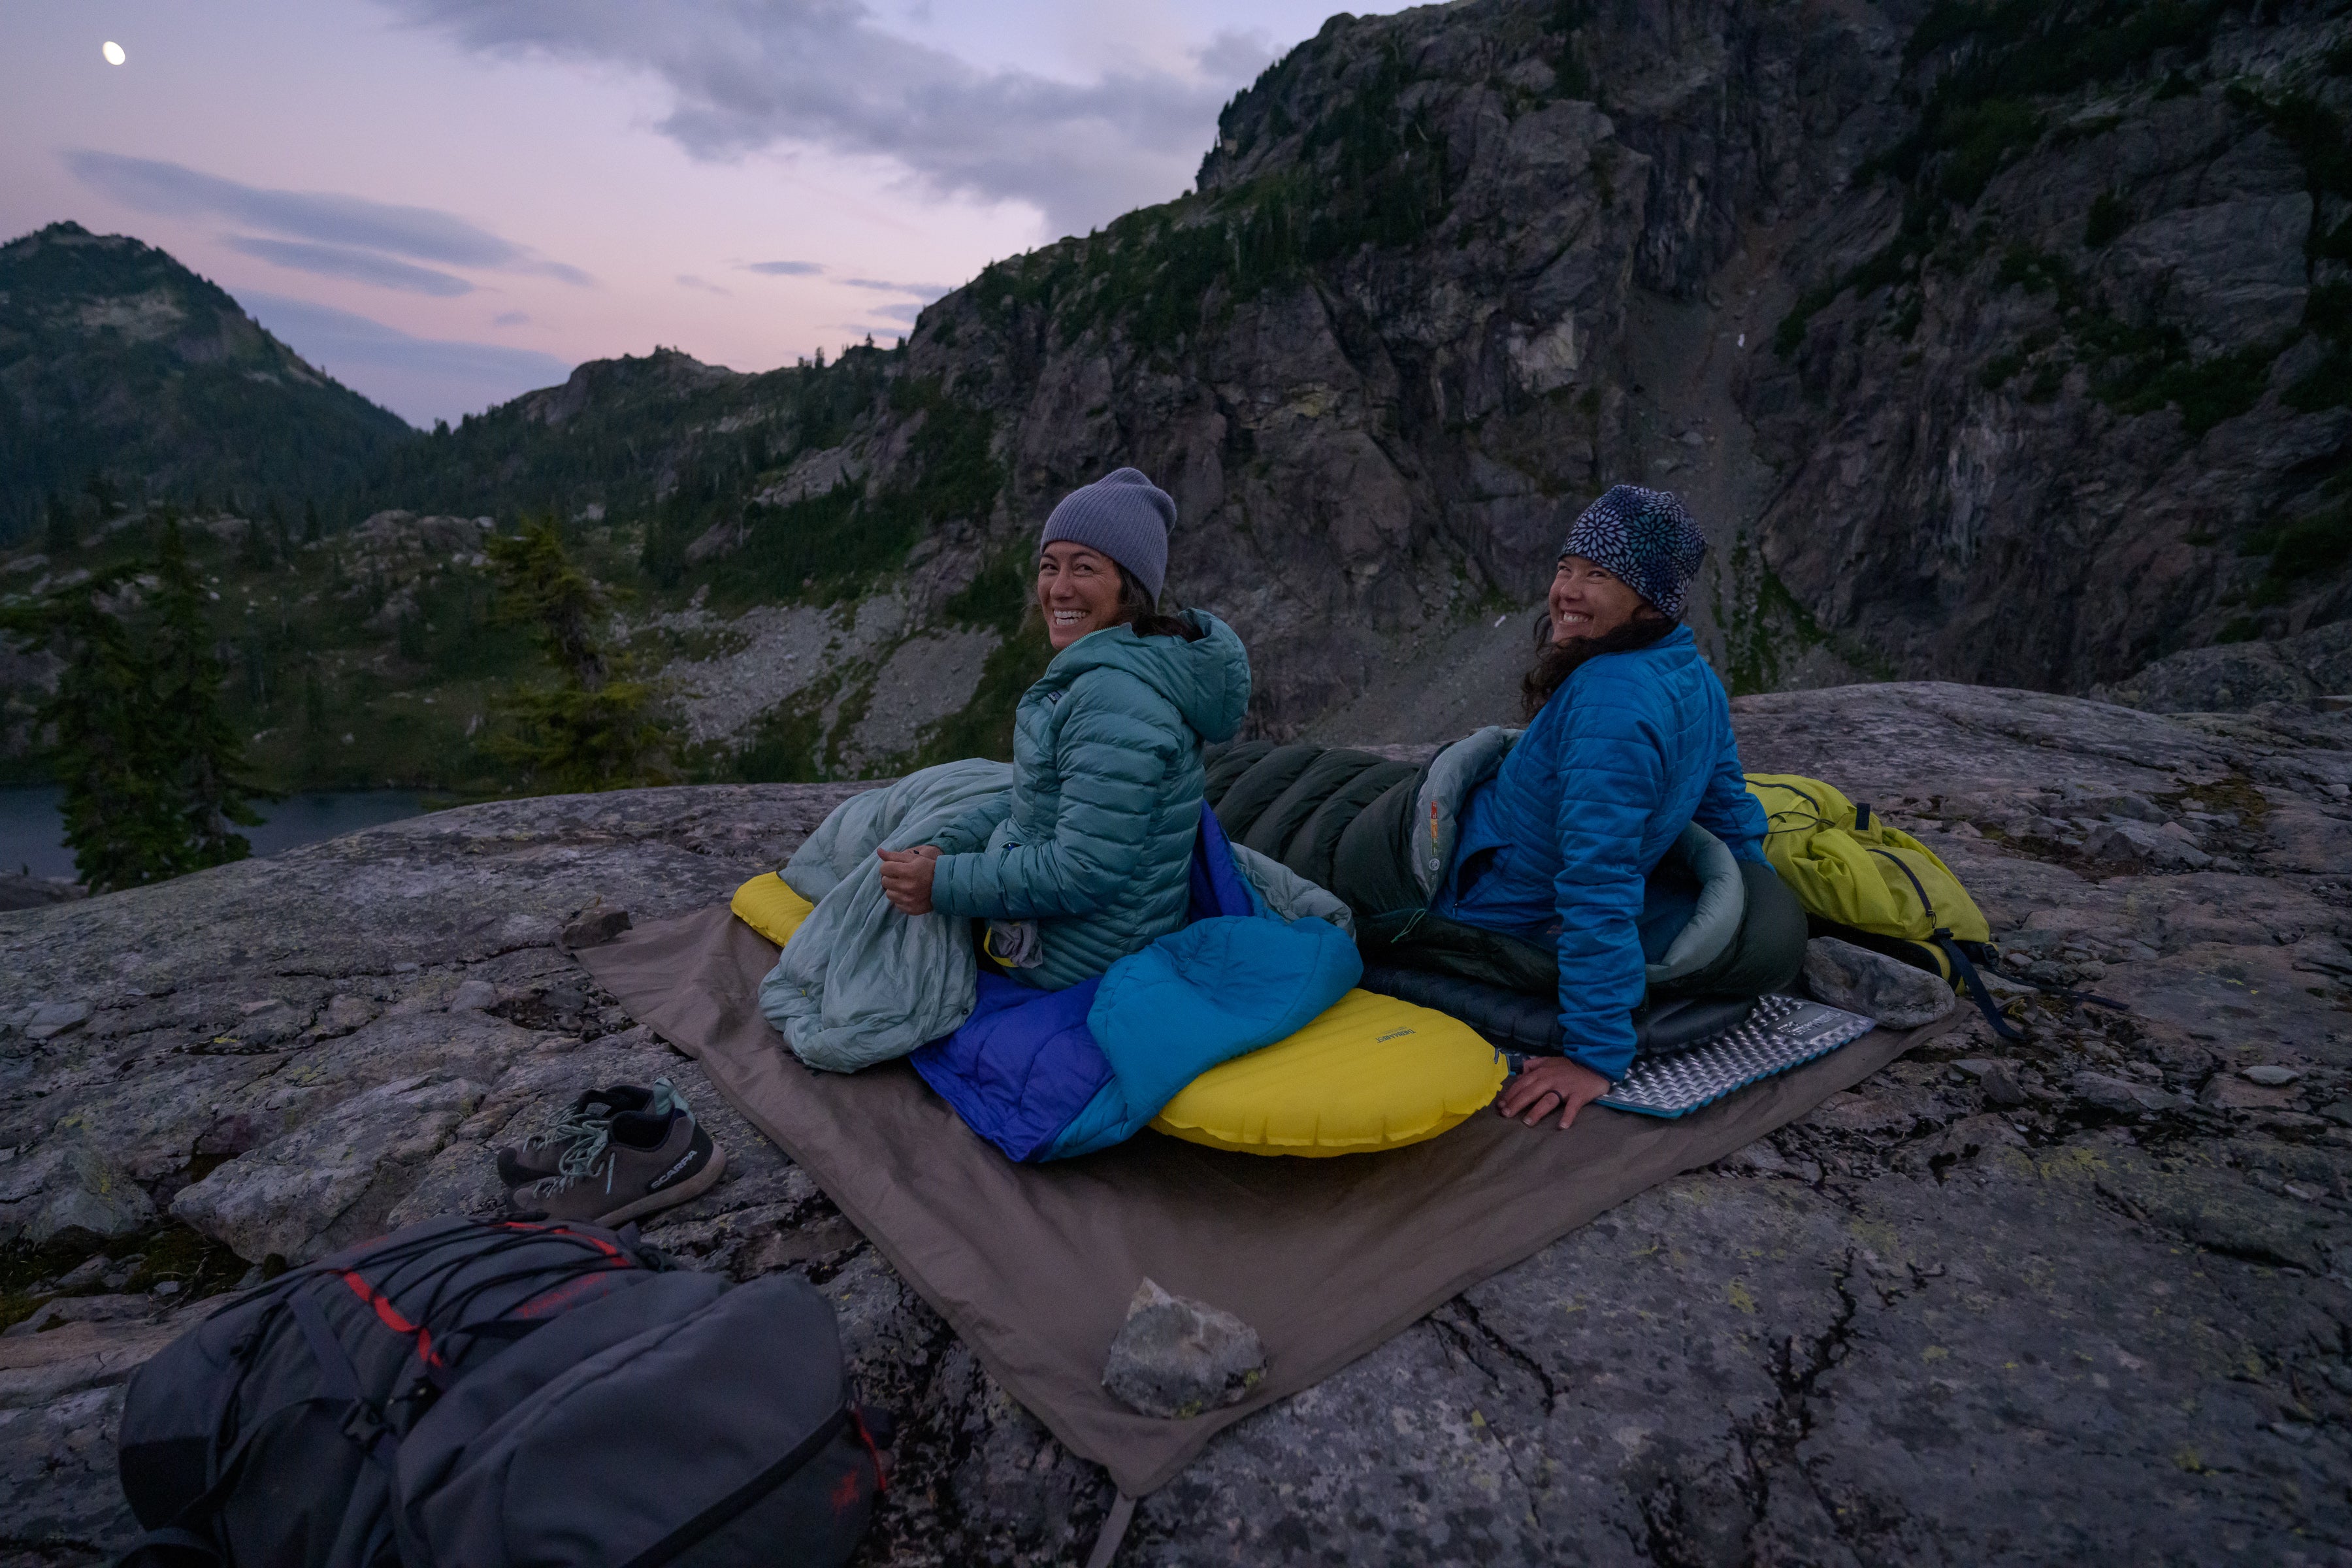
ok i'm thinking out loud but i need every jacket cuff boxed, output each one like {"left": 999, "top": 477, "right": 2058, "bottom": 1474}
{"left": 1562, "top": 1033, "right": 1635, "bottom": 1084}
{"left": 929, "top": 853, "right": 983, "bottom": 916}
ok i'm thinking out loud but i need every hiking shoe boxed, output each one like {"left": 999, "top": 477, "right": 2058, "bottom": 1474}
{"left": 495, "top": 1082, "right": 665, "bottom": 1186}
{"left": 506, "top": 1081, "right": 726, "bottom": 1226}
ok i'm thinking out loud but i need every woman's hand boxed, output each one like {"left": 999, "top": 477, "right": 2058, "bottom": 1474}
{"left": 1497, "top": 1056, "right": 1612, "bottom": 1130}
{"left": 877, "top": 845, "right": 942, "bottom": 915}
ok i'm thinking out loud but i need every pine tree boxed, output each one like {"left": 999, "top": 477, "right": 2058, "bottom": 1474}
{"left": 483, "top": 516, "right": 671, "bottom": 793}
{"left": 150, "top": 515, "right": 267, "bottom": 871}
{"left": 0, "top": 515, "right": 267, "bottom": 890}
{"left": 0, "top": 568, "right": 176, "bottom": 890}
{"left": 302, "top": 498, "right": 323, "bottom": 545}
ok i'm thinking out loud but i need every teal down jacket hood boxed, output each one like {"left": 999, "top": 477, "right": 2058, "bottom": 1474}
{"left": 930, "top": 609, "right": 1251, "bottom": 990}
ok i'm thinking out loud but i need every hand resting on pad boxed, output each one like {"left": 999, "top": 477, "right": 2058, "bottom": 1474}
{"left": 1497, "top": 1055, "right": 1612, "bottom": 1130}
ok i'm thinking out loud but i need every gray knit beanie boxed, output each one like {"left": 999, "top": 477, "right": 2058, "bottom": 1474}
{"left": 1560, "top": 485, "right": 1708, "bottom": 617}
{"left": 1039, "top": 466, "right": 1175, "bottom": 600}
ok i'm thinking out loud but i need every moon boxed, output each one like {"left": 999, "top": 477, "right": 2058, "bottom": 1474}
{"left": 102, "top": 41, "right": 125, "bottom": 65}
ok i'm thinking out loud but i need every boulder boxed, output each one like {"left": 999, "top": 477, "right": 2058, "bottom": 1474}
{"left": 2085, "top": 820, "right": 2212, "bottom": 869}
{"left": 1799, "top": 938, "right": 1955, "bottom": 1028}
{"left": 1953, "top": 1058, "right": 2029, "bottom": 1109}
{"left": 2100, "top": 624, "right": 2352, "bottom": 714}
{"left": 2072, "top": 1071, "right": 2194, "bottom": 1117}
{"left": 1101, "top": 1278, "right": 1266, "bottom": 1420}
{"left": 24, "top": 1001, "right": 90, "bottom": 1041}
{"left": 0, "top": 874, "right": 83, "bottom": 913}
{"left": 0, "top": 1142, "right": 157, "bottom": 1245}
{"left": 447, "top": 979, "right": 498, "bottom": 1012}
{"left": 320, "top": 993, "right": 378, "bottom": 1034}
{"left": 170, "top": 1073, "right": 485, "bottom": 1264}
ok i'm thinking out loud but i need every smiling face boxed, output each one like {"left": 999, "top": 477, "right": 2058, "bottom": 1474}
{"left": 1548, "top": 553, "right": 1646, "bottom": 644}
{"left": 1037, "top": 541, "right": 1128, "bottom": 649}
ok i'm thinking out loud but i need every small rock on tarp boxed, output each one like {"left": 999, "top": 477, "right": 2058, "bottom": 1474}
{"left": 1102, "top": 1277, "right": 1267, "bottom": 1420}
{"left": 562, "top": 907, "right": 632, "bottom": 949}
{"left": 1799, "top": 937, "right": 1953, "bottom": 1029}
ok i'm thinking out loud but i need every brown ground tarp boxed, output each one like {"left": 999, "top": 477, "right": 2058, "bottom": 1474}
{"left": 583, "top": 906, "right": 1955, "bottom": 1498}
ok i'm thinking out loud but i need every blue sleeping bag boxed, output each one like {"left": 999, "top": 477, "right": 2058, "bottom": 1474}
{"left": 910, "top": 806, "right": 1361, "bottom": 1162}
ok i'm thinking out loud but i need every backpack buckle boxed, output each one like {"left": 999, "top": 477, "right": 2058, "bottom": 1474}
{"left": 342, "top": 1400, "right": 390, "bottom": 1450}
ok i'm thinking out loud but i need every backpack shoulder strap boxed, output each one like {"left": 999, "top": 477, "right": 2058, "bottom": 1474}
{"left": 286, "top": 1284, "right": 403, "bottom": 1467}
{"left": 617, "top": 1403, "right": 853, "bottom": 1567}
{"left": 1934, "top": 934, "right": 2026, "bottom": 1043}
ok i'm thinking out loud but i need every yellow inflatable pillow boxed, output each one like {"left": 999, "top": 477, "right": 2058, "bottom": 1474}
{"left": 1151, "top": 988, "right": 1507, "bottom": 1157}
{"left": 730, "top": 874, "right": 816, "bottom": 949}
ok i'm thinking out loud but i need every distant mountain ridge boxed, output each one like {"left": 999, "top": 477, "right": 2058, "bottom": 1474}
{"left": 0, "top": 221, "right": 416, "bottom": 540}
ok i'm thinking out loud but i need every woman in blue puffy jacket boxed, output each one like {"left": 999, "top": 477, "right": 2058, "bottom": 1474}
{"left": 1435, "top": 485, "right": 1801, "bottom": 1131}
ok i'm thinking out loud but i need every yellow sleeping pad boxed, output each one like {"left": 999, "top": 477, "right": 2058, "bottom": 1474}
{"left": 730, "top": 874, "right": 816, "bottom": 949}
{"left": 1151, "top": 988, "right": 1507, "bottom": 1157}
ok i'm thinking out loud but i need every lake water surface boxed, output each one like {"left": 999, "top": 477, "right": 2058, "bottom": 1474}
{"left": 0, "top": 787, "right": 429, "bottom": 881}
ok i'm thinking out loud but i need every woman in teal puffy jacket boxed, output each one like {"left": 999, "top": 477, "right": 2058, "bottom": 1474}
{"left": 876, "top": 468, "right": 1251, "bottom": 989}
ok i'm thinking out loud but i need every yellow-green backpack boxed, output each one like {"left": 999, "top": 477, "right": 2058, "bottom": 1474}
{"left": 1744, "top": 773, "right": 2022, "bottom": 1038}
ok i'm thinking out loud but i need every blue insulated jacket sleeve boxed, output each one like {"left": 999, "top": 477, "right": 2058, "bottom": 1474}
{"left": 931, "top": 674, "right": 1182, "bottom": 919}
{"left": 1694, "top": 720, "right": 1768, "bottom": 864}
{"left": 1551, "top": 693, "right": 1659, "bottom": 1081}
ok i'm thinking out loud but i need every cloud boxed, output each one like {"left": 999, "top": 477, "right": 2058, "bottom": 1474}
{"left": 745, "top": 259, "right": 823, "bottom": 276}
{"left": 237, "top": 290, "right": 574, "bottom": 427}
{"left": 64, "top": 150, "right": 592, "bottom": 288}
{"left": 378, "top": 1, "right": 1280, "bottom": 235}
{"left": 677, "top": 273, "right": 732, "bottom": 295}
{"left": 492, "top": 310, "right": 532, "bottom": 326}
{"left": 840, "top": 277, "right": 951, "bottom": 299}
{"left": 224, "top": 234, "right": 475, "bottom": 296}
{"left": 865, "top": 300, "right": 926, "bottom": 324}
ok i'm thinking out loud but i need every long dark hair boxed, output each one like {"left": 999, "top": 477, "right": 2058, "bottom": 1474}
{"left": 1115, "top": 566, "right": 1205, "bottom": 640}
{"left": 1520, "top": 607, "right": 1676, "bottom": 718}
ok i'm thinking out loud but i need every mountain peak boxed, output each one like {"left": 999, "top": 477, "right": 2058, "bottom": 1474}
{"left": 0, "top": 225, "right": 416, "bottom": 534}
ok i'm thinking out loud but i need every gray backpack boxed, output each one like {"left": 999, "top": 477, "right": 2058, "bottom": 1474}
{"left": 116, "top": 1215, "right": 882, "bottom": 1567}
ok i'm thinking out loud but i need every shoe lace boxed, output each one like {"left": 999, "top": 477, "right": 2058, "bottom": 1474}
{"left": 523, "top": 1078, "right": 689, "bottom": 1200}
{"left": 522, "top": 1102, "right": 610, "bottom": 1156}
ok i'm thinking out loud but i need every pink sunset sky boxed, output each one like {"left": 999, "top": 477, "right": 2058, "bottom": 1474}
{"left": 2, "top": 0, "right": 1407, "bottom": 428}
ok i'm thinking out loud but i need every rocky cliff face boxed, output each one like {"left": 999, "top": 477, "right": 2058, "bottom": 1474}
{"left": 4, "top": 685, "right": 2349, "bottom": 1561}
{"left": 0, "top": 223, "right": 417, "bottom": 540}
{"left": 890, "top": 0, "right": 2351, "bottom": 720}
{"left": 1746, "top": 1, "right": 2352, "bottom": 690}
{"left": 355, "top": 0, "right": 2348, "bottom": 761}
{"left": 853, "top": 0, "right": 1931, "bottom": 730}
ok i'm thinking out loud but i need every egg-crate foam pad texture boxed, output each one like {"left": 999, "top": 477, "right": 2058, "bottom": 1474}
{"left": 1597, "top": 994, "right": 1875, "bottom": 1119}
